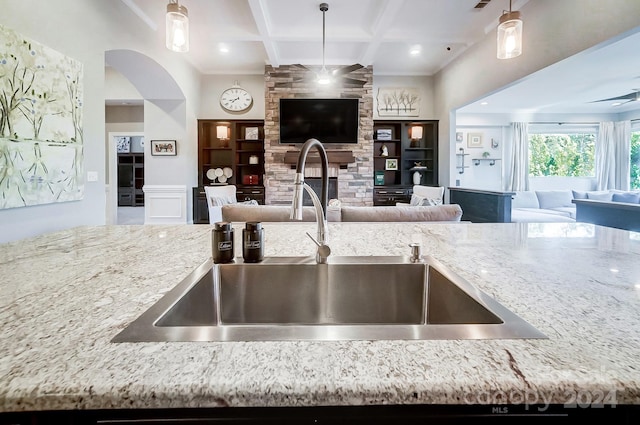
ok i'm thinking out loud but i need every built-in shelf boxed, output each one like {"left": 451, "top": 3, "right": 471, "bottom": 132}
{"left": 456, "top": 148, "right": 470, "bottom": 174}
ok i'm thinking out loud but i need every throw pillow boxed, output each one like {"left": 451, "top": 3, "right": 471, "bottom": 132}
{"left": 410, "top": 194, "right": 442, "bottom": 206}
{"left": 535, "top": 190, "right": 574, "bottom": 209}
{"left": 612, "top": 192, "right": 640, "bottom": 203}
{"left": 571, "top": 190, "right": 588, "bottom": 199}
{"left": 586, "top": 191, "right": 613, "bottom": 201}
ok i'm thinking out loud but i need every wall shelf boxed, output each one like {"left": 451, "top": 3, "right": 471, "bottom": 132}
{"left": 473, "top": 158, "right": 501, "bottom": 166}
{"left": 456, "top": 148, "right": 470, "bottom": 174}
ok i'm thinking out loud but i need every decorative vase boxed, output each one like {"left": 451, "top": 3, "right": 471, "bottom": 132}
{"left": 413, "top": 171, "right": 421, "bottom": 185}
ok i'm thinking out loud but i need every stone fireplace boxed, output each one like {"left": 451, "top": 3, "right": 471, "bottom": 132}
{"left": 263, "top": 65, "right": 374, "bottom": 206}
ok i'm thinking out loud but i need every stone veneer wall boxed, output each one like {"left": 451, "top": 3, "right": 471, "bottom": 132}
{"left": 263, "top": 65, "right": 374, "bottom": 206}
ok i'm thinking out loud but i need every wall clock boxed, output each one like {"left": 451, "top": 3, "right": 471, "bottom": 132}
{"left": 220, "top": 83, "right": 253, "bottom": 112}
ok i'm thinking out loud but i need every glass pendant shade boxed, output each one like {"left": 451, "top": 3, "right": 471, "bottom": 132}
{"left": 497, "top": 11, "right": 522, "bottom": 59}
{"left": 166, "top": 2, "right": 189, "bottom": 52}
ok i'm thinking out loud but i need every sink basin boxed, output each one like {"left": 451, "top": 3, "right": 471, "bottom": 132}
{"left": 112, "top": 256, "right": 546, "bottom": 342}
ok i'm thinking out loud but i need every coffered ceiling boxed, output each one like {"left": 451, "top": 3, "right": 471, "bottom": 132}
{"left": 121, "top": 0, "right": 523, "bottom": 76}
{"left": 119, "top": 0, "right": 640, "bottom": 116}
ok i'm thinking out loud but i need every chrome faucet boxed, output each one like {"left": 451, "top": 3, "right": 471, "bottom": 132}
{"left": 290, "top": 138, "right": 331, "bottom": 264}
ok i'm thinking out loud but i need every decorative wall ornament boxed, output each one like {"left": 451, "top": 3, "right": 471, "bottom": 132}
{"left": 467, "top": 132, "right": 483, "bottom": 148}
{"left": 0, "top": 24, "right": 84, "bottom": 210}
{"left": 376, "top": 87, "right": 420, "bottom": 117}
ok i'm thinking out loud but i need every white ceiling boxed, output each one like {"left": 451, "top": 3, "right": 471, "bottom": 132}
{"left": 119, "top": 0, "right": 640, "bottom": 116}
{"left": 122, "top": 0, "right": 524, "bottom": 76}
{"left": 458, "top": 28, "right": 640, "bottom": 116}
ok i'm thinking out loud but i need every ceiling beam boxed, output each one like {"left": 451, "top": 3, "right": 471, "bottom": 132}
{"left": 120, "top": 0, "right": 157, "bottom": 31}
{"left": 248, "top": 0, "right": 279, "bottom": 67}
{"left": 358, "top": 0, "right": 406, "bottom": 66}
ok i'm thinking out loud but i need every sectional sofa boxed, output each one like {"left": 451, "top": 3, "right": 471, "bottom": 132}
{"left": 511, "top": 189, "right": 640, "bottom": 226}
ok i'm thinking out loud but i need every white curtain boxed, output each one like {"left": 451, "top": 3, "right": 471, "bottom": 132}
{"left": 596, "top": 121, "right": 630, "bottom": 190}
{"left": 506, "top": 122, "right": 529, "bottom": 191}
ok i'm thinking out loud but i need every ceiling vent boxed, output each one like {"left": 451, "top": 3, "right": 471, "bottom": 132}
{"left": 474, "top": 0, "right": 492, "bottom": 8}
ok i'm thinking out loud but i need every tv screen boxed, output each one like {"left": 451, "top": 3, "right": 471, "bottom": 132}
{"left": 279, "top": 98, "right": 359, "bottom": 144}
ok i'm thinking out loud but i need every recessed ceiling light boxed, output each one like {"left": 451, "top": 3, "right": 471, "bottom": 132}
{"left": 409, "top": 45, "right": 421, "bottom": 56}
{"left": 612, "top": 102, "right": 622, "bottom": 106}
{"left": 219, "top": 45, "right": 229, "bottom": 53}
{"left": 481, "top": 101, "right": 488, "bottom": 106}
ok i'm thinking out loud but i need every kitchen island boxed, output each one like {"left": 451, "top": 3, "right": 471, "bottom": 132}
{"left": 1, "top": 222, "right": 639, "bottom": 422}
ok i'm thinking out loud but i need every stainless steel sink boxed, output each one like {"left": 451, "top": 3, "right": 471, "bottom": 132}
{"left": 112, "top": 256, "right": 546, "bottom": 342}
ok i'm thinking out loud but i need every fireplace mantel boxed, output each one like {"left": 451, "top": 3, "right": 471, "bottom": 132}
{"left": 283, "top": 150, "right": 355, "bottom": 169}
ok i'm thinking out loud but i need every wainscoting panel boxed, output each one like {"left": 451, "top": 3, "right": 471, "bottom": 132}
{"left": 143, "top": 185, "right": 187, "bottom": 224}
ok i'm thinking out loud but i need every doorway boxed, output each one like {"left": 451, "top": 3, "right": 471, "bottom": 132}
{"left": 108, "top": 132, "right": 145, "bottom": 225}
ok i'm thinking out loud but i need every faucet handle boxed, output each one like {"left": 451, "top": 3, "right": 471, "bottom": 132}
{"left": 306, "top": 232, "right": 331, "bottom": 260}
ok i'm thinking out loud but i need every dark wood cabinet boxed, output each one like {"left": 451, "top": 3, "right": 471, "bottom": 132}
{"left": 373, "top": 186, "right": 413, "bottom": 206}
{"left": 117, "top": 153, "right": 144, "bottom": 206}
{"left": 372, "top": 120, "right": 438, "bottom": 206}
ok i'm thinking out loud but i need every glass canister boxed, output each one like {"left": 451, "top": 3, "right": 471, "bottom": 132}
{"left": 242, "top": 221, "right": 264, "bottom": 263}
{"left": 212, "top": 222, "right": 234, "bottom": 264}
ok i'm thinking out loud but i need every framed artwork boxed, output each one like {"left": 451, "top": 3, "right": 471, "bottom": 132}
{"left": 467, "top": 133, "right": 483, "bottom": 148}
{"left": 245, "top": 127, "right": 259, "bottom": 140}
{"left": 385, "top": 158, "right": 398, "bottom": 170}
{"left": 151, "top": 140, "right": 177, "bottom": 156}
{"left": 376, "top": 87, "right": 420, "bottom": 117}
{"left": 456, "top": 132, "right": 463, "bottom": 143}
{"left": 116, "top": 137, "right": 131, "bottom": 153}
{"left": 376, "top": 129, "right": 392, "bottom": 140}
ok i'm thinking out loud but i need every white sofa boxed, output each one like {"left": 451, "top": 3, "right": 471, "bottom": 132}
{"left": 511, "top": 190, "right": 576, "bottom": 223}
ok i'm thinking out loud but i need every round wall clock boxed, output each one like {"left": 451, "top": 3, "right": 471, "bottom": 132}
{"left": 220, "top": 84, "right": 253, "bottom": 112}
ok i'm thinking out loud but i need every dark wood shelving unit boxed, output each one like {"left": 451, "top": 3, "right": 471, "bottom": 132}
{"left": 194, "top": 119, "right": 265, "bottom": 223}
{"left": 117, "top": 153, "right": 144, "bottom": 206}
{"left": 373, "top": 120, "right": 438, "bottom": 205}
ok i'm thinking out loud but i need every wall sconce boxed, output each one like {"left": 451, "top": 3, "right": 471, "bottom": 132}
{"left": 166, "top": 0, "right": 189, "bottom": 52}
{"left": 216, "top": 125, "right": 229, "bottom": 147}
{"left": 410, "top": 126, "right": 423, "bottom": 147}
{"left": 497, "top": 0, "right": 522, "bottom": 59}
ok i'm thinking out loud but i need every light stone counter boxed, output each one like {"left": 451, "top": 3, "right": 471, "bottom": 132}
{"left": 1, "top": 222, "right": 640, "bottom": 412}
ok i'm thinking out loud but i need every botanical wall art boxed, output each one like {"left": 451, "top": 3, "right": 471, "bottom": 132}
{"left": 376, "top": 87, "right": 420, "bottom": 117}
{"left": 0, "top": 24, "right": 84, "bottom": 210}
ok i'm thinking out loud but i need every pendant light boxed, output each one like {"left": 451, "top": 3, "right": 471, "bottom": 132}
{"left": 166, "top": 0, "right": 189, "bottom": 52}
{"left": 497, "top": 0, "right": 522, "bottom": 59}
{"left": 317, "top": 3, "right": 331, "bottom": 85}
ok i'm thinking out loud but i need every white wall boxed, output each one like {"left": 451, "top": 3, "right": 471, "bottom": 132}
{"left": 454, "top": 126, "right": 505, "bottom": 190}
{"left": 200, "top": 75, "right": 265, "bottom": 119}
{"left": 0, "top": 0, "right": 202, "bottom": 242}
{"left": 435, "top": 0, "right": 640, "bottom": 191}
{"left": 373, "top": 76, "right": 435, "bottom": 119}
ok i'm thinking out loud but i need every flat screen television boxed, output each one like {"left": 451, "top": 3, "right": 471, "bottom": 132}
{"left": 279, "top": 98, "right": 359, "bottom": 144}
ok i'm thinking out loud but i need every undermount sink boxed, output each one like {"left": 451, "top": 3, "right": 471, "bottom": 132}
{"left": 112, "top": 256, "right": 546, "bottom": 342}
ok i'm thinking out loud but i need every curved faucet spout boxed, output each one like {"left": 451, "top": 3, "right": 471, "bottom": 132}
{"left": 290, "top": 138, "right": 330, "bottom": 263}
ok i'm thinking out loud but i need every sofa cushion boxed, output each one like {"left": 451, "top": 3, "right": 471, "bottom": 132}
{"left": 535, "top": 190, "right": 574, "bottom": 209}
{"left": 612, "top": 192, "right": 640, "bottom": 203}
{"left": 548, "top": 207, "right": 577, "bottom": 219}
{"left": 512, "top": 191, "right": 539, "bottom": 209}
{"left": 586, "top": 191, "right": 613, "bottom": 201}
{"left": 511, "top": 209, "right": 575, "bottom": 223}
{"left": 340, "top": 205, "right": 462, "bottom": 222}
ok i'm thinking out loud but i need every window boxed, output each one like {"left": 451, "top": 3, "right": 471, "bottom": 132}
{"left": 631, "top": 130, "right": 640, "bottom": 190}
{"left": 528, "top": 124, "right": 596, "bottom": 177}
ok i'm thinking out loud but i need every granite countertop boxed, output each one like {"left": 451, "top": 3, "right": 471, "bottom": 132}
{"left": 1, "top": 222, "right": 640, "bottom": 412}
